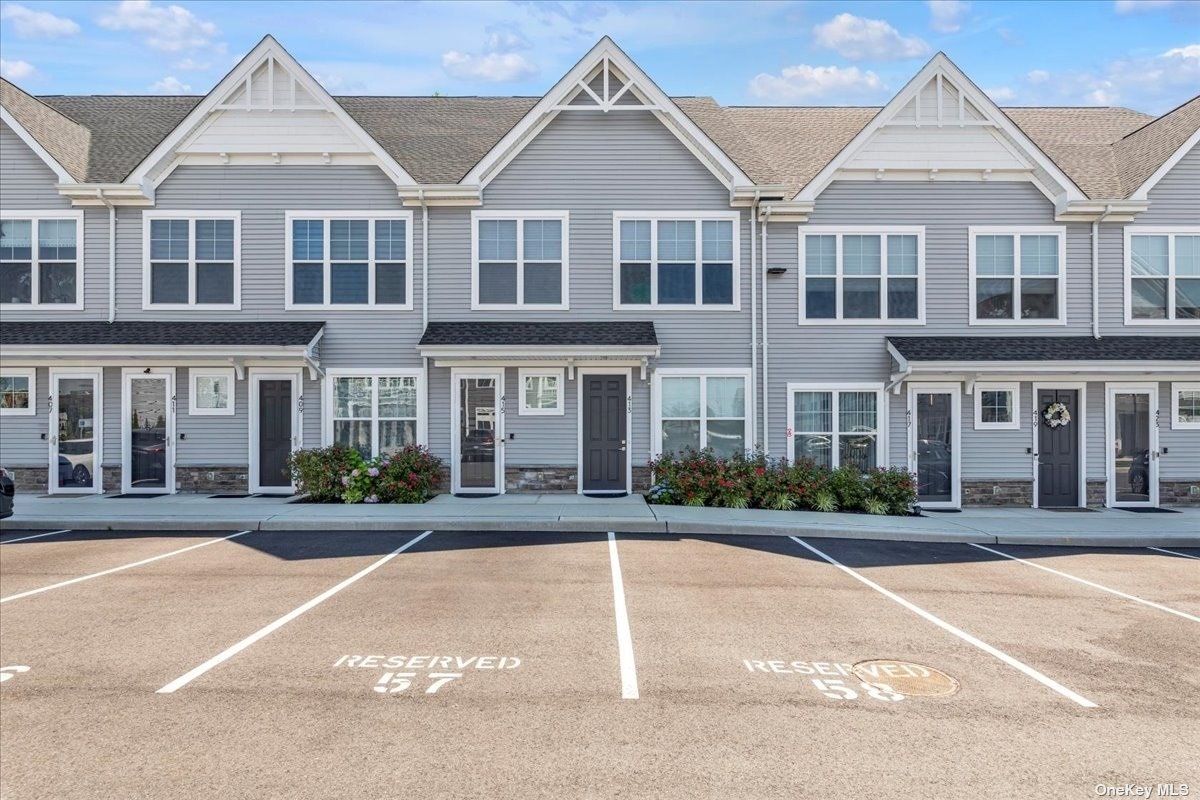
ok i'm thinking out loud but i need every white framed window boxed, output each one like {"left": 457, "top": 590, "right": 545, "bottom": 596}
{"left": 188, "top": 368, "right": 235, "bottom": 416}
{"left": 0, "top": 368, "right": 35, "bottom": 416}
{"left": 472, "top": 211, "right": 569, "bottom": 309}
{"left": 1124, "top": 227, "right": 1200, "bottom": 324}
{"left": 285, "top": 211, "right": 413, "bottom": 310}
{"left": 1172, "top": 382, "right": 1200, "bottom": 430}
{"left": 786, "top": 383, "right": 885, "bottom": 472}
{"left": 652, "top": 369, "right": 750, "bottom": 458}
{"left": 324, "top": 370, "right": 425, "bottom": 458}
{"left": 0, "top": 211, "right": 84, "bottom": 309}
{"left": 518, "top": 368, "right": 564, "bottom": 416}
{"left": 142, "top": 211, "right": 241, "bottom": 309}
{"left": 973, "top": 382, "right": 1020, "bottom": 430}
{"left": 968, "top": 226, "right": 1066, "bottom": 324}
{"left": 799, "top": 227, "right": 924, "bottom": 323}
{"left": 614, "top": 211, "right": 740, "bottom": 310}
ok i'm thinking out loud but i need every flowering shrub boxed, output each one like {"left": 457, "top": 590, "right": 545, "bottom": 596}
{"left": 288, "top": 444, "right": 442, "bottom": 504}
{"left": 647, "top": 448, "right": 917, "bottom": 516}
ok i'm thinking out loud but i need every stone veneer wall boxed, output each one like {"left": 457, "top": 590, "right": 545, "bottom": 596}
{"left": 1160, "top": 480, "right": 1200, "bottom": 506}
{"left": 175, "top": 466, "right": 250, "bottom": 493}
{"left": 962, "top": 480, "right": 1032, "bottom": 507}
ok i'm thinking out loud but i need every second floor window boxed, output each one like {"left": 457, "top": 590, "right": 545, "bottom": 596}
{"left": 969, "top": 227, "right": 1065, "bottom": 324}
{"left": 0, "top": 214, "right": 83, "bottom": 308}
{"left": 800, "top": 228, "right": 923, "bottom": 323}
{"left": 615, "top": 214, "right": 738, "bottom": 309}
{"left": 286, "top": 213, "right": 412, "bottom": 309}
{"left": 1126, "top": 229, "right": 1200, "bottom": 323}
{"left": 144, "top": 213, "right": 240, "bottom": 308}
{"left": 472, "top": 212, "right": 568, "bottom": 309}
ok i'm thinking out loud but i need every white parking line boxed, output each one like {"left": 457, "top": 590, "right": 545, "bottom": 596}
{"left": 0, "top": 531, "right": 253, "bottom": 604}
{"left": 970, "top": 543, "right": 1199, "bottom": 623}
{"left": 0, "top": 529, "right": 71, "bottom": 545}
{"left": 1148, "top": 547, "right": 1200, "bottom": 561}
{"left": 607, "top": 532, "right": 639, "bottom": 700}
{"left": 157, "top": 530, "right": 432, "bottom": 694}
{"left": 790, "top": 536, "right": 1097, "bottom": 708}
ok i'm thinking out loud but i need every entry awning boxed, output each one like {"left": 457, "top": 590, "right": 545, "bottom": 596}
{"left": 0, "top": 321, "right": 325, "bottom": 374}
{"left": 887, "top": 335, "right": 1200, "bottom": 384}
{"left": 417, "top": 321, "right": 660, "bottom": 362}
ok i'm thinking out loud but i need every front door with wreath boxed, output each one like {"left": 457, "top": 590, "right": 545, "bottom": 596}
{"left": 1037, "top": 388, "right": 1079, "bottom": 507}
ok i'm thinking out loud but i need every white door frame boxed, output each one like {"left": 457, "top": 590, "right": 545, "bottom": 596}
{"left": 47, "top": 368, "right": 104, "bottom": 495}
{"left": 1031, "top": 382, "right": 1088, "bottom": 509}
{"left": 450, "top": 367, "right": 505, "bottom": 495}
{"left": 121, "top": 367, "right": 176, "bottom": 495}
{"left": 907, "top": 382, "right": 961, "bottom": 509}
{"left": 577, "top": 367, "right": 633, "bottom": 495}
{"left": 249, "top": 368, "right": 304, "bottom": 495}
{"left": 1105, "top": 382, "right": 1159, "bottom": 508}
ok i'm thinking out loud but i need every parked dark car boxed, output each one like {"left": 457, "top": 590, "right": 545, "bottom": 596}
{"left": 1127, "top": 449, "right": 1151, "bottom": 496}
{"left": 0, "top": 467, "right": 14, "bottom": 519}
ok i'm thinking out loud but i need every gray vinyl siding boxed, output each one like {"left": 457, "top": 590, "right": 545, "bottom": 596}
{"left": 1085, "top": 382, "right": 1105, "bottom": 482}
{"left": 502, "top": 367, "right": 577, "bottom": 468}
{"left": 1161, "top": 383, "right": 1200, "bottom": 480}
{"left": 1135, "top": 144, "right": 1199, "bottom": 226}
{"left": 0, "top": 122, "right": 71, "bottom": 208}
{"left": 132, "top": 165, "right": 424, "bottom": 368}
{"left": 175, "top": 368, "right": 249, "bottom": 466}
{"left": 0, "top": 367, "right": 48, "bottom": 466}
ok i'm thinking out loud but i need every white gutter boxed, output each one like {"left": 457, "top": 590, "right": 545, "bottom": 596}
{"left": 760, "top": 205, "right": 771, "bottom": 456}
{"left": 418, "top": 188, "right": 430, "bottom": 331}
{"left": 1092, "top": 203, "right": 1115, "bottom": 339}
{"left": 94, "top": 189, "right": 117, "bottom": 323}
{"left": 749, "top": 190, "right": 759, "bottom": 450}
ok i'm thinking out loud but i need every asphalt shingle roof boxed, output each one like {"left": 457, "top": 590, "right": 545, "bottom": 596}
{"left": 420, "top": 321, "right": 658, "bottom": 347}
{"left": 0, "top": 78, "right": 91, "bottom": 181}
{"left": 888, "top": 336, "right": 1200, "bottom": 362}
{"left": 0, "top": 321, "right": 324, "bottom": 347}
{"left": 1112, "top": 95, "right": 1200, "bottom": 196}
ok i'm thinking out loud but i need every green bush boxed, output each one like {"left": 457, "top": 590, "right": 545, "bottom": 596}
{"left": 647, "top": 448, "right": 917, "bottom": 516}
{"left": 288, "top": 444, "right": 442, "bottom": 504}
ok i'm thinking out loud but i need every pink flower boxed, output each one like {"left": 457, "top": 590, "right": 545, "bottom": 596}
{"left": 367, "top": 467, "right": 379, "bottom": 477}
{"left": 351, "top": 469, "right": 360, "bottom": 477}
{"left": 341, "top": 475, "right": 351, "bottom": 486}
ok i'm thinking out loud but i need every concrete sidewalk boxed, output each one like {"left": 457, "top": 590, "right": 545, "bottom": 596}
{"left": 2, "top": 491, "right": 1197, "bottom": 547}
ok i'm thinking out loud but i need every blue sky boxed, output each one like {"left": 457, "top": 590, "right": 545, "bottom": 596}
{"left": 1, "top": 0, "right": 1197, "bottom": 114}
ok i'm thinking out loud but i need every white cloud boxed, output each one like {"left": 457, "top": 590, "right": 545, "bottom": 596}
{"left": 172, "top": 57, "right": 210, "bottom": 71}
{"left": 0, "top": 58, "right": 36, "bottom": 80}
{"left": 813, "top": 13, "right": 931, "bottom": 61}
{"left": 928, "top": 0, "right": 969, "bottom": 33}
{"left": 1027, "top": 43, "right": 1199, "bottom": 111}
{"left": 1114, "top": 0, "right": 1180, "bottom": 12}
{"left": 748, "top": 64, "right": 886, "bottom": 103}
{"left": 149, "top": 75, "right": 192, "bottom": 93}
{"left": 98, "top": 0, "right": 219, "bottom": 53}
{"left": 1163, "top": 43, "right": 1200, "bottom": 58}
{"left": 1027, "top": 69, "right": 1050, "bottom": 83}
{"left": 441, "top": 51, "right": 537, "bottom": 83}
{"left": 0, "top": 3, "right": 80, "bottom": 37}
{"left": 985, "top": 86, "right": 1017, "bottom": 103}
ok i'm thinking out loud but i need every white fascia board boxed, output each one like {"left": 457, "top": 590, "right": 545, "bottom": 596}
{"left": 794, "top": 53, "right": 1087, "bottom": 205}
{"left": 1055, "top": 199, "right": 1149, "bottom": 223}
{"left": 398, "top": 184, "right": 483, "bottom": 207}
{"left": 1128, "top": 125, "right": 1200, "bottom": 201}
{"left": 57, "top": 183, "right": 154, "bottom": 206}
{"left": 124, "top": 35, "right": 418, "bottom": 190}
{"left": 460, "top": 36, "right": 753, "bottom": 191}
{"left": 1, "top": 106, "right": 75, "bottom": 184}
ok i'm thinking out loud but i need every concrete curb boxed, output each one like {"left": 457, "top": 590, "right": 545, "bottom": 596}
{"left": 4, "top": 516, "right": 1197, "bottom": 548}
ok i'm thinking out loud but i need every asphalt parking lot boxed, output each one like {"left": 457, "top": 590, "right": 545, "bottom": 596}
{"left": 1, "top": 528, "right": 1196, "bottom": 799}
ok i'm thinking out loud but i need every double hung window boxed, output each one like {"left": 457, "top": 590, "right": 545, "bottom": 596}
{"left": 1, "top": 213, "right": 83, "bottom": 308}
{"left": 800, "top": 228, "right": 923, "bottom": 322}
{"left": 287, "top": 213, "right": 412, "bottom": 308}
{"left": 616, "top": 213, "right": 738, "bottom": 309}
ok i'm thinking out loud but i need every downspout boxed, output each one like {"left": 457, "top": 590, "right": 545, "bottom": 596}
{"left": 95, "top": 189, "right": 116, "bottom": 323}
{"left": 1092, "top": 203, "right": 1115, "bottom": 339}
{"left": 761, "top": 205, "right": 771, "bottom": 457}
{"left": 419, "top": 188, "right": 429, "bottom": 331}
{"left": 749, "top": 190, "right": 759, "bottom": 450}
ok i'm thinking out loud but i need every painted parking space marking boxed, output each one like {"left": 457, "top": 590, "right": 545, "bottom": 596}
{"left": 0, "top": 530, "right": 253, "bottom": 604}
{"left": 157, "top": 530, "right": 432, "bottom": 694}
{"left": 608, "top": 532, "right": 639, "bottom": 700}
{"left": 0, "top": 665, "right": 31, "bottom": 683}
{"left": 970, "top": 543, "right": 1200, "bottom": 623}
{"left": 334, "top": 654, "right": 522, "bottom": 696}
{"left": 743, "top": 659, "right": 905, "bottom": 702}
{"left": 1148, "top": 547, "right": 1200, "bottom": 561}
{"left": 789, "top": 536, "right": 1098, "bottom": 708}
{"left": 0, "top": 529, "right": 72, "bottom": 545}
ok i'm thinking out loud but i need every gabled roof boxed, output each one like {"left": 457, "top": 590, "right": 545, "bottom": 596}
{"left": 0, "top": 77, "right": 90, "bottom": 182}
{"left": 1114, "top": 94, "right": 1200, "bottom": 198}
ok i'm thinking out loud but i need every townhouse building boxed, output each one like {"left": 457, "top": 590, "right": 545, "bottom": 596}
{"left": 1, "top": 36, "right": 1197, "bottom": 508}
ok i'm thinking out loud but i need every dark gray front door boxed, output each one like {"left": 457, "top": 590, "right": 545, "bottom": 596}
{"left": 258, "top": 380, "right": 293, "bottom": 488}
{"left": 1037, "top": 388, "right": 1079, "bottom": 507}
{"left": 582, "top": 374, "right": 626, "bottom": 492}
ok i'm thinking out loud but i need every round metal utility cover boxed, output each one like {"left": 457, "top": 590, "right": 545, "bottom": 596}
{"left": 851, "top": 660, "right": 959, "bottom": 697}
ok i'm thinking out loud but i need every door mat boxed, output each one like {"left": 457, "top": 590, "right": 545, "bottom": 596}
{"left": 583, "top": 492, "right": 628, "bottom": 499}
{"left": 250, "top": 493, "right": 294, "bottom": 498}
{"left": 1042, "top": 507, "right": 1097, "bottom": 512}
{"left": 919, "top": 508, "right": 961, "bottom": 513}
{"left": 453, "top": 493, "right": 499, "bottom": 499}
{"left": 208, "top": 494, "right": 251, "bottom": 499}
{"left": 109, "top": 493, "right": 168, "bottom": 498}
{"left": 1115, "top": 506, "right": 1180, "bottom": 514}
{"left": 36, "top": 494, "right": 86, "bottom": 499}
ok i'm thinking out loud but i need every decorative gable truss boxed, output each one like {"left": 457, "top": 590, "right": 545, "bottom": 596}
{"left": 460, "top": 37, "right": 756, "bottom": 201}
{"left": 115, "top": 36, "right": 416, "bottom": 203}
{"left": 781, "top": 54, "right": 1144, "bottom": 222}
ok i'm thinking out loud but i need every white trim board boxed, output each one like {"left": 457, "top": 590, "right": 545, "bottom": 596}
{"left": 450, "top": 367, "right": 506, "bottom": 495}
{"left": 47, "top": 368, "right": 104, "bottom": 495}
{"left": 1104, "top": 382, "right": 1159, "bottom": 509}
{"left": 121, "top": 367, "right": 176, "bottom": 495}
